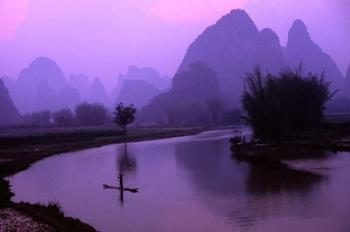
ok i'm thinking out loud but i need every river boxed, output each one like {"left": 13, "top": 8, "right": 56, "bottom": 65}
{"left": 9, "top": 129, "right": 350, "bottom": 231}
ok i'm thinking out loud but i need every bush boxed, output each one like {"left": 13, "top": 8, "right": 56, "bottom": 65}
{"left": 242, "top": 67, "right": 333, "bottom": 140}
{"left": 75, "top": 102, "right": 108, "bottom": 126}
{"left": 113, "top": 103, "right": 136, "bottom": 133}
{"left": 53, "top": 108, "right": 74, "bottom": 127}
{"left": 23, "top": 111, "right": 51, "bottom": 126}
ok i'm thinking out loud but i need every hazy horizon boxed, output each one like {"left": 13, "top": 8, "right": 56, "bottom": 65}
{"left": 1, "top": 0, "right": 349, "bottom": 86}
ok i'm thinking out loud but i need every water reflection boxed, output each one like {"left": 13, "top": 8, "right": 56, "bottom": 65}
{"left": 116, "top": 143, "right": 137, "bottom": 176}
{"left": 9, "top": 130, "right": 350, "bottom": 232}
{"left": 175, "top": 138, "right": 328, "bottom": 230}
{"left": 175, "top": 139, "right": 325, "bottom": 197}
{"left": 103, "top": 143, "right": 139, "bottom": 205}
{"left": 175, "top": 139, "right": 247, "bottom": 196}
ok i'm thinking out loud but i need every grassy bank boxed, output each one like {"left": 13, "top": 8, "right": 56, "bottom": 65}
{"left": 231, "top": 123, "right": 350, "bottom": 162}
{"left": 0, "top": 126, "right": 202, "bottom": 231}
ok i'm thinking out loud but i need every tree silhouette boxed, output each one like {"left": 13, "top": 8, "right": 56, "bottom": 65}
{"left": 53, "top": 108, "right": 74, "bottom": 127}
{"left": 242, "top": 66, "right": 334, "bottom": 141}
{"left": 75, "top": 102, "right": 108, "bottom": 126}
{"left": 113, "top": 103, "right": 136, "bottom": 133}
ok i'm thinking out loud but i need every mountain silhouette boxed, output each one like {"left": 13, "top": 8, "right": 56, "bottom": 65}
{"left": 344, "top": 63, "right": 350, "bottom": 98}
{"left": 176, "top": 10, "right": 344, "bottom": 105}
{"left": 116, "top": 79, "right": 160, "bottom": 109}
{"left": 141, "top": 62, "right": 221, "bottom": 125}
{"left": 121, "top": 66, "right": 170, "bottom": 91}
{"left": 68, "top": 73, "right": 91, "bottom": 101}
{"left": 285, "top": 20, "right": 344, "bottom": 90}
{"left": 89, "top": 78, "right": 109, "bottom": 105}
{"left": 15, "top": 57, "right": 67, "bottom": 113}
{"left": 0, "top": 79, "right": 22, "bottom": 126}
{"left": 178, "top": 9, "right": 284, "bottom": 105}
{"left": 110, "top": 65, "right": 170, "bottom": 107}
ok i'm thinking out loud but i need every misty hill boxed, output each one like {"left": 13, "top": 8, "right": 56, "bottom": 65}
{"left": 344, "top": 64, "right": 350, "bottom": 98}
{"left": 68, "top": 73, "right": 91, "bottom": 101}
{"left": 141, "top": 62, "right": 221, "bottom": 125}
{"left": 116, "top": 79, "right": 160, "bottom": 109}
{"left": 285, "top": 20, "right": 344, "bottom": 90}
{"left": 0, "top": 79, "right": 22, "bottom": 126}
{"left": 178, "top": 10, "right": 284, "bottom": 105}
{"left": 89, "top": 78, "right": 109, "bottom": 105}
{"left": 15, "top": 57, "right": 67, "bottom": 113}
{"left": 34, "top": 81, "right": 57, "bottom": 111}
{"left": 177, "top": 10, "right": 344, "bottom": 105}
{"left": 120, "top": 66, "right": 171, "bottom": 91}
{"left": 57, "top": 87, "right": 81, "bottom": 109}
{"left": 0, "top": 76, "right": 17, "bottom": 105}
{"left": 17, "top": 57, "right": 67, "bottom": 91}
{"left": 111, "top": 66, "right": 171, "bottom": 106}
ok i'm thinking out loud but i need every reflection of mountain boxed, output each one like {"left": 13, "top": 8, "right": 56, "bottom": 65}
{"left": 243, "top": 159, "right": 323, "bottom": 195}
{"left": 175, "top": 137, "right": 326, "bottom": 229}
{"left": 176, "top": 139, "right": 323, "bottom": 196}
{"left": 175, "top": 139, "right": 247, "bottom": 195}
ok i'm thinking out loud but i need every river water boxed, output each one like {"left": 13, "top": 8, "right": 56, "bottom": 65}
{"left": 9, "top": 129, "right": 350, "bottom": 232}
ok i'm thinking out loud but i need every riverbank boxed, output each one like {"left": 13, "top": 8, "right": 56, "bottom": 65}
{"left": 0, "top": 126, "right": 203, "bottom": 231}
{"left": 231, "top": 123, "right": 350, "bottom": 162}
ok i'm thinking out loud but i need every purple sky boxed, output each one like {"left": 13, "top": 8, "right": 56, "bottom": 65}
{"left": 0, "top": 0, "right": 349, "bottom": 87}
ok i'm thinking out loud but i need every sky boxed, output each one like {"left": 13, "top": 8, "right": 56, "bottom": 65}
{"left": 0, "top": 0, "right": 349, "bottom": 87}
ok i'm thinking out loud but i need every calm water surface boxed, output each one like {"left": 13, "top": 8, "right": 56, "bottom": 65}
{"left": 9, "top": 129, "right": 350, "bottom": 232}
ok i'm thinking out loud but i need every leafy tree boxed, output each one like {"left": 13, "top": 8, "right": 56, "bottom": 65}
{"left": 75, "top": 102, "right": 108, "bottom": 126}
{"left": 113, "top": 103, "right": 136, "bottom": 133}
{"left": 23, "top": 111, "right": 51, "bottom": 125}
{"left": 53, "top": 108, "right": 74, "bottom": 127}
{"left": 242, "top": 67, "right": 333, "bottom": 141}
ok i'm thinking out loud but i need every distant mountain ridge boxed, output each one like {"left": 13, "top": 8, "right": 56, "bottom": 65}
{"left": 141, "top": 9, "right": 345, "bottom": 125}
{"left": 178, "top": 10, "right": 285, "bottom": 105}
{"left": 177, "top": 10, "right": 343, "bottom": 104}
{"left": 285, "top": 20, "right": 344, "bottom": 90}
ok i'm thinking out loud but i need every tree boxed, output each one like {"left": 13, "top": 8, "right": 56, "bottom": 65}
{"left": 75, "top": 102, "right": 108, "bottom": 126}
{"left": 242, "top": 66, "right": 333, "bottom": 141}
{"left": 113, "top": 103, "right": 136, "bottom": 133}
{"left": 23, "top": 111, "right": 51, "bottom": 126}
{"left": 53, "top": 108, "right": 74, "bottom": 127}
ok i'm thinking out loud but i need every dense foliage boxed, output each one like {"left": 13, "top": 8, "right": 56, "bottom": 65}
{"left": 53, "top": 108, "right": 74, "bottom": 127}
{"left": 113, "top": 103, "right": 136, "bottom": 133}
{"left": 242, "top": 67, "right": 333, "bottom": 140}
{"left": 75, "top": 102, "right": 108, "bottom": 126}
{"left": 23, "top": 110, "right": 51, "bottom": 125}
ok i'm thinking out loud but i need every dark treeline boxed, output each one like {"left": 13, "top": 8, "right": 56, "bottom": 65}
{"left": 242, "top": 67, "right": 333, "bottom": 141}
{"left": 22, "top": 102, "right": 111, "bottom": 127}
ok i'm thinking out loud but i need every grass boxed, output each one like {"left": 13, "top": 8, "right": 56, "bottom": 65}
{"left": 0, "top": 125, "right": 203, "bottom": 231}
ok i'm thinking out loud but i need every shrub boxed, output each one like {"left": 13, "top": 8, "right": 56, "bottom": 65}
{"left": 75, "top": 102, "right": 108, "bottom": 126}
{"left": 113, "top": 103, "right": 136, "bottom": 133}
{"left": 53, "top": 108, "right": 74, "bottom": 127}
{"left": 23, "top": 111, "right": 51, "bottom": 126}
{"left": 242, "top": 67, "right": 333, "bottom": 140}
